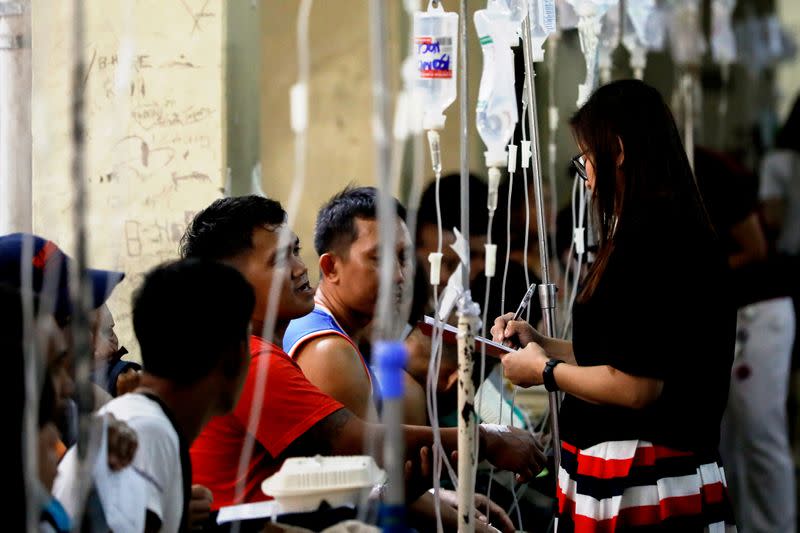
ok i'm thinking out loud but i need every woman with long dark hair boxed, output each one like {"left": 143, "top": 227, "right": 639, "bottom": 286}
{"left": 491, "top": 80, "right": 737, "bottom": 531}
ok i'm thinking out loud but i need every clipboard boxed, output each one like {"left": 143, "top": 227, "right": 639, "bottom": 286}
{"left": 418, "top": 315, "right": 514, "bottom": 357}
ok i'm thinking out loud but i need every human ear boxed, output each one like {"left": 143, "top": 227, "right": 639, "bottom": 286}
{"left": 319, "top": 253, "right": 339, "bottom": 283}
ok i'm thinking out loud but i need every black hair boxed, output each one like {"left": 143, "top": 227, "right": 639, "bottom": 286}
{"left": 416, "top": 173, "right": 488, "bottom": 241}
{"left": 181, "top": 195, "right": 287, "bottom": 260}
{"left": 407, "top": 264, "right": 431, "bottom": 327}
{"left": 491, "top": 174, "right": 544, "bottom": 256}
{"left": 132, "top": 259, "right": 255, "bottom": 385}
{"left": 569, "top": 80, "right": 711, "bottom": 301}
{"left": 314, "top": 186, "right": 407, "bottom": 256}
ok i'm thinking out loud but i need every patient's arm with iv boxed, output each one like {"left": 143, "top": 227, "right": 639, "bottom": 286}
{"left": 281, "top": 408, "right": 545, "bottom": 483}
{"left": 491, "top": 311, "right": 576, "bottom": 364}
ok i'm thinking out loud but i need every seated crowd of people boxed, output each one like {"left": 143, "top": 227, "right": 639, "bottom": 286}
{"left": 10, "top": 186, "right": 546, "bottom": 533}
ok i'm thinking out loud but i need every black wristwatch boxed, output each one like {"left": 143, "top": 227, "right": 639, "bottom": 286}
{"left": 543, "top": 359, "right": 564, "bottom": 392}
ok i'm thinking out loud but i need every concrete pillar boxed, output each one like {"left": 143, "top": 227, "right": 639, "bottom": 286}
{"left": 0, "top": 0, "right": 31, "bottom": 234}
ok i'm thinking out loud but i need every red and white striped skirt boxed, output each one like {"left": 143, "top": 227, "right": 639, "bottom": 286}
{"left": 556, "top": 439, "right": 737, "bottom": 532}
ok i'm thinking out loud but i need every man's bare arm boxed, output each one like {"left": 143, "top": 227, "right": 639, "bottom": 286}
{"left": 281, "top": 408, "right": 357, "bottom": 458}
{"left": 294, "top": 336, "right": 375, "bottom": 420}
{"left": 282, "top": 408, "right": 544, "bottom": 482}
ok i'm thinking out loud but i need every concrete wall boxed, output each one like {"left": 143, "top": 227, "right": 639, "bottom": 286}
{"left": 31, "top": 0, "right": 226, "bottom": 357}
{"left": 258, "top": 1, "right": 484, "bottom": 277}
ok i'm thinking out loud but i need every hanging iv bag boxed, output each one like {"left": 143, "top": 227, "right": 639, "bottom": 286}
{"left": 528, "top": 0, "right": 557, "bottom": 62}
{"left": 566, "top": 0, "right": 619, "bottom": 106}
{"left": 625, "top": 0, "right": 662, "bottom": 50}
{"left": 621, "top": 0, "right": 658, "bottom": 78}
{"left": 597, "top": 6, "right": 620, "bottom": 83}
{"left": 493, "top": 0, "right": 527, "bottom": 45}
{"left": 475, "top": 5, "right": 518, "bottom": 168}
{"left": 711, "top": 0, "right": 736, "bottom": 65}
{"left": 666, "top": 0, "right": 705, "bottom": 67}
{"left": 414, "top": 0, "right": 459, "bottom": 131}
{"left": 558, "top": 0, "right": 579, "bottom": 30}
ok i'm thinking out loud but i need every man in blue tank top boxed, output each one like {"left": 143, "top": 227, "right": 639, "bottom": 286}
{"left": 284, "top": 186, "right": 410, "bottom": 420}
{"left": 283, "top": 186, "right": 518, "bottom": 532}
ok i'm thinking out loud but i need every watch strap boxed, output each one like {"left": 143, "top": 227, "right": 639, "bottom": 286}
{"left": 543, "top": 359, "right": 564, "bottom": 392}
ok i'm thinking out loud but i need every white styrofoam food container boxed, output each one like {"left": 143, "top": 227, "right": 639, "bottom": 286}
{"left": 261, "top": 455, "right": 387, "bottom": 514}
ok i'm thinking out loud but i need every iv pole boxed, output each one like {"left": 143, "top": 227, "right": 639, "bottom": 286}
{"left": 454, "top": 1, "right": 481, "bottom": 531}
{"left": 520, "top": 11, "right": 562, "bottom": 474}
{"left": 368, "top": 0, "right": 408, "bottom": 531}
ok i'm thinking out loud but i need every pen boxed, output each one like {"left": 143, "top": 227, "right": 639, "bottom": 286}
{"left": 511, "top": 283, "right": 537, "bottom": 322}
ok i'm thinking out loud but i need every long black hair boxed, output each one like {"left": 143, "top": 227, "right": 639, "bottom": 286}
{"left": 569, "top": 80, "right": 711, "bottom": 300}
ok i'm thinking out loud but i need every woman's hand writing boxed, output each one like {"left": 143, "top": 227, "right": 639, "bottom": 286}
{"left": 491, "top": 313, "right": 541, "bottom": 350}
{"left": 500, "top": 342, "right": 548, "bottom": 388}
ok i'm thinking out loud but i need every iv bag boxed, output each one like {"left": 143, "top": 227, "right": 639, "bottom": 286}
{"left": 414, "top": 0, "right": 459, "bottom": 130}
{"left": 567, "top": 0, "right": 619, "bottom": 106}
{"left": 492, "top": 0, "right": 527, "bottom": 44}
{"left": 597, "top": 5, "right": 620, "bottom": 83}
{"left": 475, "top": 6, "right": 519, "bottom": 167}
{"left": 711, "top": 0, "right": 737, "bottom": 65}
{"left": 765, "top": 15, "right": 788, "bottom": 61}
{"left": 666, "top": 0, "right": 706, "bottom": 67}
{"left": 528, "top": 0, "right": 557, "bottom": 62}
{"left": 557, "top": 0, "right": 578, "bottom": 30}
{"left": 566, "top": 0, "right": 617, "bottom": 18}
{"left": 626, "top": 0, "right": 655, "bottom": 43}
{"left": 622, "top": 0, "right": 657, "bottom": 78}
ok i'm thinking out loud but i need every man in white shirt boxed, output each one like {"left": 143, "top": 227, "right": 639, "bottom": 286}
{"left": 55, "top": 259, "right": 255, "bottom": 532}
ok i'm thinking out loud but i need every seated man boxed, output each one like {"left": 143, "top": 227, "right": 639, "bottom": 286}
{"left": 5, "top": 285, "right": 72, "bottom": 532}
{"left": 285, "top": 187, "right": 516, "bottom": 532}
{"left": 284, "top": 186, "right": 408, "bottom": 419}
{"left": 55, "top": 259, "right": 255, "bottom": 532}
{"left": 89, "top": 302, "right": 141, "bottom": 397}
{"left": 183, "top": 195, "right": 545, "bottom": 512}
{"left": 0, "top": 233, "right": 135, "bottom": 454}
{"left": 416, "top": 173, "right": 489, "bottom": 284}
{"left": 0, "top": 233, "right": 124, "bottom": 421}
{"left": 0, "top": 233, "right": 137, "bottom": 531}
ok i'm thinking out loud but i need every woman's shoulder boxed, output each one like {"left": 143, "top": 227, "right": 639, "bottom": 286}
{"left": 613, "top": 200, "right": 725, "bottom": 284}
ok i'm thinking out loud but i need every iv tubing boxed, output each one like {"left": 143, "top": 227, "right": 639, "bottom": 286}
{"left": 232, "top": 2, "right": 314, "bottom": 521}
{"left": 560, "top": 183, "right": 587, "bottom": 338}
{"left": 521, "top": 104, "right": 532, "bottom": 323}
{"left": 546, "top": 36, "right": 561, "bottom": 288}
{"left": 396, "top": 0, "right": 425, "bottom": 335}
{"left": 425, "top": 128, "right": 458, "bottom": 530}
{"left": 459, "top": 0, "right": 470, "bottom": 289}
{"left": 682, "top": 72, "right": 695, "bottom": 171}
{"left": 368, "top": 0, "right": 409, "bottom": 527}
{"left": 426, "top": 295, "right": 446, "bottom": 533}
{"left": 21, "top": 233, "right": 37, "bottom": 532}
{"left": 500, "top": 168, "right": 514, "bottom": 313}
{"left": 69, "top": 1, "right": 102, "bottom": 527}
